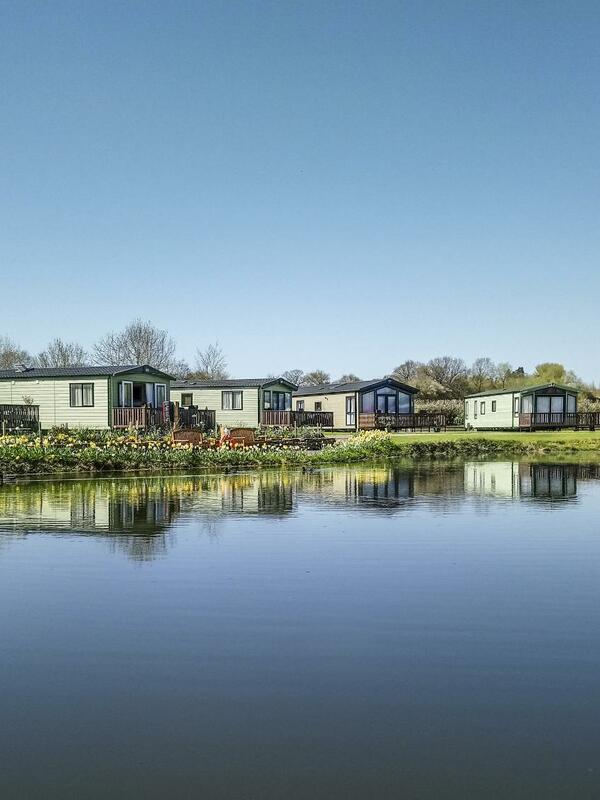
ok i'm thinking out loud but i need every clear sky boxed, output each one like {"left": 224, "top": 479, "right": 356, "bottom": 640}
{"left": 1, "top": 1, "right": 599, "bottom": 381}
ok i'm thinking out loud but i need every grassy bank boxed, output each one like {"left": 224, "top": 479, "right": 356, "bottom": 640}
{"left": 2, "top": 429, "right": 600, "bottom": 477}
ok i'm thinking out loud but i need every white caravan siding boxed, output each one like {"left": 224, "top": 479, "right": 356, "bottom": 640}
{"left": 169, "top": 386, "right": 260, "bottom": 428}
{"left": 465, "top": 392, "right": 517, "bottom": 430}
{"left": 0, "top": 377, "right": 110, "bottom": 429}
{"left": 293, "top": 392, "right": 356, "bottom": 429}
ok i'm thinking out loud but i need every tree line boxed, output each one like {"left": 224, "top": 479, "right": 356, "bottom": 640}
{"left": 1, "top": 321, "right": 596, "bottom": 400}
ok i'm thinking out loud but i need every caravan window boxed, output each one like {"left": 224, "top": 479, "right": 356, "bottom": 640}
{"left": 70, "top": 383, "right": 94, "bottom": 407}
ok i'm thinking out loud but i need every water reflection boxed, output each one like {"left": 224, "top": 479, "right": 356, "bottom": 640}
{"left": 1, "top": 461, "right": 599, "bottom": 560}
{"left": 464, "top": 461, "right": 585, "bottom": 501}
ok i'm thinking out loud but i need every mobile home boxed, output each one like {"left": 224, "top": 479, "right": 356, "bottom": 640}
{"left": 465, "top": 383, "right": 579, "bottom": 430}
{"left": 169, "top": 377, "right": 298, "bottom": 429}
{"left": 293, "top": 377, "right": 418, "bottom": 431}
{"left": 0, "top": 364, "right": 173, "bottom": 430}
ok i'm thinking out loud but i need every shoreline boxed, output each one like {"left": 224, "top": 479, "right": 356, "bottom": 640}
{"left": 3, "top": 430, "right": 600, "bottom": 479}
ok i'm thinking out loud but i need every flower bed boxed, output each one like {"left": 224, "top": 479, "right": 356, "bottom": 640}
{"left": 1, "top": 429, "right": 600, "bottom": 476}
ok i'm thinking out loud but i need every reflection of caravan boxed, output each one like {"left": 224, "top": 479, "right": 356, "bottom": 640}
{"left": 465, "top": 462, "right": 578, "bottom": 501}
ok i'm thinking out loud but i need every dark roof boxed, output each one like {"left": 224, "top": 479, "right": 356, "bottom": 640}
{"left": 465, "top": 383, "right": 580, "bottom": 398}
{"left": 294, "top": 377, "right": 418, "bottom": 397}
{"left": 171, "top": 377, "right": 298, "bottom": 390}
{"left": 0, "top": 364, "right": 175, "bottom": 380}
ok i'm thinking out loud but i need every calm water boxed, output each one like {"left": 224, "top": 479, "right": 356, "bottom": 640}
{"left": 1, "top": 461, "right": 600, "bottom": 799}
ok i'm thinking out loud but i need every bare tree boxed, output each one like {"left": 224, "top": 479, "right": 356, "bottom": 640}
{"left": 93, "top": 319, "right": 179, "bottom": 372}
{"left": 192, "top": 342, "right": 229, "bottom": 380}
{"left": 0, "top": 336, "right": 31, "bottom": 369}
{"left": 425, "top": 356, "right": 468, "bottom": 398}
{"left": 392, "top": 360, "right": 421, "bottom": 382}
{"left": 169, "top": 358, "right": 192, "bottom": 380}
{"left": 495, "top": 362, "right": 513, "bottom": 389}
{"left": 470, "top": 357, "right": 496, "bottom": 392}
{"left": 36, "top": 338, "right": 88, "bottom": 368}
{"left": 301, "top": 370, "right": 331, "bottom": 386}
{"left": 282, "top": 369, "right": 304, "bottom": 386}
{"left": 338, "top": 373, "right": 361, "bottom": 382}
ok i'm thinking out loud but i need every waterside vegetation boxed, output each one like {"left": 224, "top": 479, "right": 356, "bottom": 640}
{"left": 2, "top": 429, "right": 600, "bottom": 477}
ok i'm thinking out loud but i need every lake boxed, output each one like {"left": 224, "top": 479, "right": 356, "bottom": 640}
{"left": 1, "top": 460, "right": 599, "bottom": 799}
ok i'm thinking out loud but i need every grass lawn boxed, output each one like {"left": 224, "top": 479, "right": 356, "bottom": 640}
{"left": 388, "top": 429, "right": 600, "bottom": 444}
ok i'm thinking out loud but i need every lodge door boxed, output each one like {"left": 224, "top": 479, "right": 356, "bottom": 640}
{"left": 346, "top": 396, "right": 356, "bottom": 427}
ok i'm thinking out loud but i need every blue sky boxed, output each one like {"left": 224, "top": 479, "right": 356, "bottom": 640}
{"left": 1, "top": 1, "right": 599, "bottom": 381}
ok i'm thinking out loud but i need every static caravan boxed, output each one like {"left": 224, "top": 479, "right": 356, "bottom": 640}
{"left": 465, "top": 383, "right": 579, "bottom": 430}
{"left": 293, "top": 377, "right": 418, "bottom": 431}
{"left": 0, "top": 364, "right": 173, "bottom": 430}
{"left": 169, "top": 377, "right": 298, "bottom": 429}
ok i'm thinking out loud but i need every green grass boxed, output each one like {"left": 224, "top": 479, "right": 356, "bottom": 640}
{"left": 389, "top": 430, "right": 600, "bottom": 444}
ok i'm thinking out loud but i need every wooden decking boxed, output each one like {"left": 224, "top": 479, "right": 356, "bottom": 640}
{"left": 359, "top": 412, "right": 447, "bottom": 432}
{"left": 519, "top": 412, "right": 600, "bottom": 430}
{"left": 261, "top": 410, "right": 334, "bottom": 428}
{"left": 112, "top": 406, "right": 167, "bottom": 429}
{"left": 112, "top": 404, "right": 217, "bottom": 431}
{"left": 1, "top": 404, "right": 40, "bottom": 432}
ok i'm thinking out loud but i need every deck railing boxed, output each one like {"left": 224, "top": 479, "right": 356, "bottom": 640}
{"left": 0, "top": 404, "right": 40, "bottom": 432}
{"left": 112, "top": 406, "right": 167, "bottom": 429}
{"left": 359, "top": 412, "right": 447, "bottom": 431}
{"left": 261, "top": 410, "right": 334, "bottom": 428}
{"left": 176, "top": 406, "right": 216, "bottom": 432}
{"left": 519, "top": 412, "right": 600, "bottom": 429}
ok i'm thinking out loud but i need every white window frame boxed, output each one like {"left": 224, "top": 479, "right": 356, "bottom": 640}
{"left": 155, "top": 383, "right": 167, "bottom": 408}
{"left": 222, "top": 390, "right": 243, "bottom": 411}
{"left": 119, "top": 380, "right": 133, "bottom": 408}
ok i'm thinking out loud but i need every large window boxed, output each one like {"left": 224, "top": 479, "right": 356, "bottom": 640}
{"left": 361, "top": 387, "right": 411, "bottom": 415}
{"left": 263, "top": 390, "right": 271, "bottom": 409}
{"left": 272, "top": 391, "right": 291, "bottom": 411}
{"left": 567, "top": 394, "right": 576, "bottom": 413}
{"left": 222, "top": 391, "right": 243, "bottom": 410}
{"left": 70, "top": 382, "right": 94, "bottom": 407}
{"left": 376, "top": 386, "right": 397, "bottom": 414}
{"left": 360, "top": 392, "right": 375, "bottom": 413}
{"left": 398, "top": 392, "right": 411, "bottom": 413}
{"left": 536, "top": 396, "right": 551, "bottom": 414}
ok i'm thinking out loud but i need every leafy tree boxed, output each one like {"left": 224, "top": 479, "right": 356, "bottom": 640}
{"left": 532, "top": 362, "right": 578, "bottom": 385}
{"left": 192, "top": 342, "right": 229, "bottom": 380}
{"left": 0, "top": 336, "right": 31, "bottom": 369}
{"left": 36, "top": 338, "right": 88, "bottom": 368}
{"left": 338, "top": 373, "right": 361, "bottom": 382}
{"left": 282, "top": 369, "right": 304, "bottom": 385}
{"left": 301, "top": 370, "right": 331, "bottom": 386}
{"left": 93, "top": 319, "right": 181, "bottom": 373}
